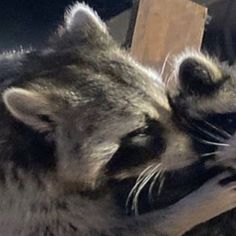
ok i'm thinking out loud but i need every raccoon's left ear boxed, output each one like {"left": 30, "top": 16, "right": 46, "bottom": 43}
{"left": 178, "top": 56, "right": 224, "bottom": 95}
{"left": 3, "top": 88, "right": 57, "bottom": 132}
{"left": 58, "top": 2, "right": 110, "bottom": 46}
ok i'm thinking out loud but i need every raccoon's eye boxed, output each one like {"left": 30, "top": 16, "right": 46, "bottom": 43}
{"left": 38, "top": 115, "right": 53, "bottom": 124}
{"left": 105, "top": 120, "right": 166, "bottom": 175}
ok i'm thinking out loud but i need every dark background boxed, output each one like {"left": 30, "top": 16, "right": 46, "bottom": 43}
{"left": 0, "top": 0, "right": 235, "bottom": 63}
{"left": 0, "top": 0, "right": 132, "bottom": 50}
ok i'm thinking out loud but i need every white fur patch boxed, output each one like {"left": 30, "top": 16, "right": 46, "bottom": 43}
{"left": 65, "top": 2, "right": 108, "bottom": 34}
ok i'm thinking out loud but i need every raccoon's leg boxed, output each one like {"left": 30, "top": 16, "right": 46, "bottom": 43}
{"left": 125, "top": 172, "right": 236, "bottom": 236}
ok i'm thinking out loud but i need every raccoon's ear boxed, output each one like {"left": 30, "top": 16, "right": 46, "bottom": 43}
{"left": 178, "top": 56, "right": 224, "bottom": 95}
{"left": 65, "top": 2, "right": 107, "bottom": 34}
{"left": 3, "top": 88, "right": 55, "bottom": 132}
{"left": 60, "top": 2, "right": 110, "bottom": 44}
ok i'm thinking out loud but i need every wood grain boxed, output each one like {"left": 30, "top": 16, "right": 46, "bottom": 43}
{"left": 131, "top": 0, "right": 207, "bottom": 71}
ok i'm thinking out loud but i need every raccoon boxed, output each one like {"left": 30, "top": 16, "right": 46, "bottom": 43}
{"left": 167, "top": 50, "right": 236, "bottom": 235}
{"left": 0, "top": 2, "right": 235, "bottom": 236}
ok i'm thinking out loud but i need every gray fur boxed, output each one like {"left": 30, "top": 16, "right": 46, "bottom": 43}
{"left": 0, "top": 3, "right": 235, "bottom": 236}
{"left": 168, "top": 50, "right": 236, "bottom": 235}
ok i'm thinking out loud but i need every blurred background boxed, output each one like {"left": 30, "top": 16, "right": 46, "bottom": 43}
{"left": 0, "top": 0, "right": 235, "bottom": 63}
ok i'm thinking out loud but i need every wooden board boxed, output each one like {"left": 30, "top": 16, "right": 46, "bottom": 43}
{"left": 131, "top": 0, "right": 207, "bottom": 71}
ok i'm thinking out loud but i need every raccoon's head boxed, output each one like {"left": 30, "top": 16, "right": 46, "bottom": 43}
{"left": 1, "top": 3, "right": 170, "bottom": 192}
{"left": 167, "top": 50, "right": 236, "bottom": 167}
{"left": 1, "top": 4, "right": 202, "bottom": 203}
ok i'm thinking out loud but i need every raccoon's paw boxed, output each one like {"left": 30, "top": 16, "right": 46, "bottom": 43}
{"left": 171, "top": 172, "right": 236, "bottom": 231}
{"left": 184, "top": 172, "right": 236, "bottom": 222}
{"left": 146, "top": 172, "right": 236, "bottom": 236}
{"left": 192, "top": 172, "right": 236, "bottom": 218}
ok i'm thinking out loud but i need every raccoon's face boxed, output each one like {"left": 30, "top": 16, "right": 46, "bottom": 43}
{"left": 168, "top": 50, "right": 236, "bottom": 166}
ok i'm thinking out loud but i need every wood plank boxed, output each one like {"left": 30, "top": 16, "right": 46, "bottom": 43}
{"left": 131, "top": 0, "right": 207, "bottom": 72}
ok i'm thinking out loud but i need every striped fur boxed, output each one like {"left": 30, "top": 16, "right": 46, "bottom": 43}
{"left": 0, "top": 3, "right": 235, "bottom": 236}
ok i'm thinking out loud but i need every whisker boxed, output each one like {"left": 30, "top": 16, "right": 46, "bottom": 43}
{"left": 125, "top": 165, "right": 154, "bottom": 213}
{"left": 163, "top": 70, "right": 171, "bottom": 86}
{"left": 160, "top": 53, "right": 171, "bottom": 78}
{"left": 201, "top": 151, "right": 220, "bottom": 157}
{"left": 167, "top": 57, "right": 175, "bottom": 69}
{"left": 148, "top": 167, "right": 163, "bottom": 204}
{"left": 167, "top": 70, "right": 175, "bottom": 87}
{"left": 158, "top": 173, "right": 166, "bottom": 195}
{"left": 132, "top": 165, "right": 161, "bottom": 215}
{"left": 136, "top": 165, "right": 154, "bottom": 183}
{"left": 192, "top": 124, "right": 226, "bottom": 142}
{"left": 199, "top": 140, "right": 229, "bottom": 147}
{"left": 132, "top": 164, "right": 161, "bottom": 215}
{"left": 204, "top": 121, "right": 232, "bottom": 139}
{"left": 182, "top": 118, "right": 231, "bottom": 146}
{"left": 191, "top": 135, "right": 230, "bottom": 147}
